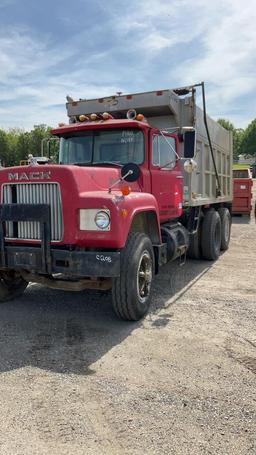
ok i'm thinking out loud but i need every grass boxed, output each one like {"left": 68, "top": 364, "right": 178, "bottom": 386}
{"left": 232, "top": 163, "right": 251, "bottom": 170}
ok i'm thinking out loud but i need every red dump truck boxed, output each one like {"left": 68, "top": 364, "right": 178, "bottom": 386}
{"left": 0, "top": 83, "right": 233, "bottom": 320}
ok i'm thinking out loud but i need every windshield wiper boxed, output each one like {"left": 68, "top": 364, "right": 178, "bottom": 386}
{"left": 72, "top": 162, "right": 92, "bottom": 166}
{"left": 92, "top": 161, "right": 122, "bottom": 167}
{"left": 71, "top": 161, "right": 122, "bottom": 167}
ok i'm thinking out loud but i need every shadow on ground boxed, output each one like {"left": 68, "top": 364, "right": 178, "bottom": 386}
{"left": 0, "top": 258, "right": 211, "bottom": 376}
{"left": 232, "top": 215, "right": 252, "bottom": 225}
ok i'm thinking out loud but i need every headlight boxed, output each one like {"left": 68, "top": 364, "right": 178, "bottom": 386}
{"left": 94, "top": 211, "right": 110, "bottom": 230}
{"left": 79, "top": 209, "right": 110, "bottom": 231}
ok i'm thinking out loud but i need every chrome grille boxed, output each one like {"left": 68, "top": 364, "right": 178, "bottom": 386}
{"left": 2, "top": 183, "right": 63, "bottom": 241}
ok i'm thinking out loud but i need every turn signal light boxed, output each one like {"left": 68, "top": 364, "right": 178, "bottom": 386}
{"left": 121, "top": 186, "right": 131, "bottom": 196}
{"left": 136, "top": 113, "right": 144, "bottom": 121}
{"left": 58, "top": 122, "right": 65, "bottom": 127}
{"left": 121, "top": 208, "right": 128, "bottom": 218}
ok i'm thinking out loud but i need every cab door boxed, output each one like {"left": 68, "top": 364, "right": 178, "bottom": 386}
{"left": 150, "top": 131, "right": 183, "bottom": 223}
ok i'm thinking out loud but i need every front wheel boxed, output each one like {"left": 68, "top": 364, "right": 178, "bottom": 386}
{"left": 0, "top": 270, "right": 28, "bottom": 302}
{"left": 112, "top": 233, "right": 154, "bottom": 321}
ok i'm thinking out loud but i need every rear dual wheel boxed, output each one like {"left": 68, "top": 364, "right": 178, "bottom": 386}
{"left": 218, "top": 207, "right": 231, "bottom": 251}
{"left": 201, "top": 209, "right": 221, "bottom": 260}
{"left": 187, "top": 223, "right": 202, "bottom": 259}
{"left": 201, "top": 208, "right": 231, "bottom": 260}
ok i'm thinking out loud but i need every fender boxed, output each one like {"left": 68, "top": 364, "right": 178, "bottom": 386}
{"left": 76, "top": 190, "right": 161, "bottom": 249}
{"left": 112, "top": 192, "right": 161, "bottom": 248}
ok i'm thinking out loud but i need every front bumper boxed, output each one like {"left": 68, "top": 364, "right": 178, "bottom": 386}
{"left": 0, "top": 203, "right": 120, "bottom": 277}
{"left": 1, "top": 246, "right": 120, "bottom": 277}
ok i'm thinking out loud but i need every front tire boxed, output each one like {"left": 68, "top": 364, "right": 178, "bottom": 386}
{"left": 112, "top": 233, "right": 154, "bottom": 321}
{"left": 0, "top": 270, "right": 28, "bottom": 302}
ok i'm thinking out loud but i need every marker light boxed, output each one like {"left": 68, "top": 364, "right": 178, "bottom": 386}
{"left": 90, "top": 113, "right": 98, "bottom": 121}
{"left": 136, "top": 113, "right": 144, "bottom": 121}
{"left": 79, "top": 114, "right": 89, "bottom": 122}
{"left": 121, "top": 186, "right": 131, "bottom": 196}
{"left": 121, "top": 208, "right": 128, "bottom": 218}
{"left": 102, "top": 112, "right": 114, "bottom": 120}
{"left": 58, "top": 122, "right": 65, "bottom": 127}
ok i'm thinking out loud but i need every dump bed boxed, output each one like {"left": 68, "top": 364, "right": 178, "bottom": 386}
{"left": 66, "top": 88, "right": 233, "bottom": 207}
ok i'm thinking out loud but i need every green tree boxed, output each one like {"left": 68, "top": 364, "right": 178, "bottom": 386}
{"left": 240, "top": 119, "right": 256, "bottom": 157}
{"left": 16, "top": 131, "right": 31, "bottom": 163}
{"left": 217, "top": 118, "right": 234, "bottom": 131}
{"left": 0, "top": 129, "right": 11, "bottom": 166}
{"left": 28, "top": 124, "right": 49, "bottom": 156}
{"left": 217, "top": 118, "right": 244, "bottom": 160}
{"left": 0, "top": 125, "right": 59, "bottom": 166}
{"left": 5, "top": 128, "right": 24, "bottom": 166}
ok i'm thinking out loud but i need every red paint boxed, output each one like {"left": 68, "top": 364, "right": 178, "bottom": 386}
{"left": 0, "top": 119, "right": 184, "bottom": 248}
{"left": 149, "top": 131, "right": 183, "bottom": 222}
{"left": 232, "top": 169, "right": 253, "bottom": 215}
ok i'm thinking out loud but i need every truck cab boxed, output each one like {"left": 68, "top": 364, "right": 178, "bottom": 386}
{"left": 52, "top": 118, "right": 183, "bottom": 224}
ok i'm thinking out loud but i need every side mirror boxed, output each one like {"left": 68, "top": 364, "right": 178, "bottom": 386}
{"left": 121, "top": 163, "right": 141, "bottom": 182}
{"left": 184, "top": 130, "right": 196, "bottom": 158}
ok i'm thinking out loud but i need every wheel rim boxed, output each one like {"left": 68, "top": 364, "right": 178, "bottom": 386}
{"left": 136, "top": 251, "right": 153, "bottom": 303}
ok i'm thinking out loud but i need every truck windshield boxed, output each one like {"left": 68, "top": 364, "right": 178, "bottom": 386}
{"left": 59, "top": 128, "right": 144, "bottom": 166}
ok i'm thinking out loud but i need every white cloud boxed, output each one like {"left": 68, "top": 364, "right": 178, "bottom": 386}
{"left": 0, "top": 0, "right": 255, "bottom": 129}
{"left": 167, "top": 0, "right": 256, "bottom": 124}
{"left": 0, "top": 25, "right": 124, "bottom": 129}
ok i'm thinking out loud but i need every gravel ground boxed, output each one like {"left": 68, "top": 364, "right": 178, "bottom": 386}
{"left": 0, "top": 184, "right": 255, "bottom": 455}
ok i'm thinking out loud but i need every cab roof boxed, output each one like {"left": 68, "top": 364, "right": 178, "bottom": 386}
{"left": 51, "top": 119, "right": 151, "bottom": 136}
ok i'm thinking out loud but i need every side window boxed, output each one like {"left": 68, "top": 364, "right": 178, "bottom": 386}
{"left": 152, "top": 135, "right": 176, "bottom": 169}
{"left": 152, "top": 135, "right": 160, "bottom": 165}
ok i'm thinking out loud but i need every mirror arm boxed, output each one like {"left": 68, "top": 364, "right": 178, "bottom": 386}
{"left": 108, "top": 170, "right": 133, "bottom": 193}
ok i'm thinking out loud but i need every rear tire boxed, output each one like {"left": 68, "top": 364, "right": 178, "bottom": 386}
{"left": 201, "top": 209, "right": 221, "bottom": 261}
{"left": 187, "top": 223, "right": 201, "bottom": 259}
{"left": 218, "top": 207, "right": 231, "bottom": 251}
{"left": 112, "top": 233, "right": 154, "bottom": 321}
{"left": 0, "top": 270, "right": 28, "bottom": 302}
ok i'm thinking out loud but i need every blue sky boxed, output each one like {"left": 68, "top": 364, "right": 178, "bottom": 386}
{"left": 0, "top": 0, "right": 255, "bottom": 130}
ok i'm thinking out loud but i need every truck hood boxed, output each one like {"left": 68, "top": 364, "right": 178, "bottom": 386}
{"left": 0, "top": 164, "right": 141, "bottom": 194}
{"left": 0, "top": 164, "right": 151, "bottom": 249}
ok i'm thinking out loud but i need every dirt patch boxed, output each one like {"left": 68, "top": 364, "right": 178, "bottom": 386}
{"left": 0, "top": 183, "right": 255, "bottom": 455}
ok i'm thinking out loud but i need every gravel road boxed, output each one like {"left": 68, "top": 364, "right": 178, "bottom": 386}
{"left": 0, "top": 184, "right": 255, "bottom": 455}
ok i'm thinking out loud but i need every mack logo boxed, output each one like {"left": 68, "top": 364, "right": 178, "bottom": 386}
{"left": 8, "top": 171, "right": 51, "bottom": 181}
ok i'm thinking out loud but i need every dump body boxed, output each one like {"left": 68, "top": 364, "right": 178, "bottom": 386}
{"left": 232, "top": 169, "right": 253, "bottom": 215}
{"left": 67, "top": 89, "right": 233, "bottom": 207}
